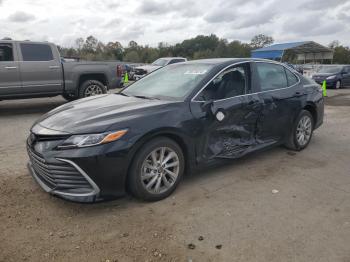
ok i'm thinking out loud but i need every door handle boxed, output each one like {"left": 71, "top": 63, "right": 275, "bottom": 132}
{"left": 5, "top": 66, "right": 17, "bottom": 69}
{"left": 49, "top": 66, "right": 60, "bottom": 69}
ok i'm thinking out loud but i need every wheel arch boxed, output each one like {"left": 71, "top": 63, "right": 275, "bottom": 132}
{"left": 78, "top": 73, "right": 108, "bottom": 89}
{"left": 303, "top": 102, "right": 318, "bottom": 125}
{"left": 125, "top": 129, "right": 193, "bottom": 188}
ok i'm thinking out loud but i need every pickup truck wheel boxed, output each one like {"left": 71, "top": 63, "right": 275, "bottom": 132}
{"left": 79, "top": 80, "right": 107, "bottom": 98}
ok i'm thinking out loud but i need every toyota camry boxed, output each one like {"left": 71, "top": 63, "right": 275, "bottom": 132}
{"left": 27, "top": 58, "right": 324, "bottom": 202}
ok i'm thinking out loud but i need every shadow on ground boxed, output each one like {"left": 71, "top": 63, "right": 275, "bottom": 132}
{"left": 0, "top": 96, "right": 66, "bottom": 116}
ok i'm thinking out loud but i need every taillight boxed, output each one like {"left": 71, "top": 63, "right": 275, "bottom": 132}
{"left": 116, "top": 65, "right": 122, "bottom": 77}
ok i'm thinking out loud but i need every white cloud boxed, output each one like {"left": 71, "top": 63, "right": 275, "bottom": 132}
{"left": 0, "top": 0, "right": 349, "bottom": 47}
{"left": 8, "top": 11, "right": 35, "bottom": 22}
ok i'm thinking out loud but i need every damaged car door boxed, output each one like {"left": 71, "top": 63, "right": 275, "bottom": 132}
{"left": 253, "top": 62, "right": 304, "bottom": 144}
{"left": 191, "top": 62, "right": 261, "bottom": 161}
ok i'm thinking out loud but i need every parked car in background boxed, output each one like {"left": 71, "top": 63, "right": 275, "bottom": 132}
{"left": 133, "top": 57, "right": 187, "bottom": 80}
{"left": 312, "top": 65, "right": 350, "bottom": 89}
{"left": 27, "top": 58, "right": 323, "bottom": 202}
{"left": 0, "top": 40, "right": 124, "bottom": 101}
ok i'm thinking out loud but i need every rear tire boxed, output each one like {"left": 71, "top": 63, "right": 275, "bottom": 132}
{"left": 128, "top": 137, "right": 185, "bottom": 201}
{"left": 285, "top": 110, "right": 314, "bottom": 151}
{"left": 79, "top": 80, "right": 107, "bottom": 98}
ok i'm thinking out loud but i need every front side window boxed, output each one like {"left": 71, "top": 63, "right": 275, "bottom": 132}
{"left": 0, "top": 43, "right": 14, "bottom": 61}
{"left": 122, "top": 63, "right": 214, "bottom": 100}
{"left": 196, "top": 64, "right": 248, "bottom": 101}
{"left": 20, "top": 43, "right": 53, "bottom": 61}
{"left": 256, "top": 63, "right": 287, "bottom": 91}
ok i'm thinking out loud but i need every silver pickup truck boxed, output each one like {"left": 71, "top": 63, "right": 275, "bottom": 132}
{"left": 0, "top": 40, "right": 124, "bottom": 101}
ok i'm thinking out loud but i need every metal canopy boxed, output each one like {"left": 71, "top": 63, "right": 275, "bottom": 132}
{"left": 251, "top": 41, "right": 333, "bottom": 62}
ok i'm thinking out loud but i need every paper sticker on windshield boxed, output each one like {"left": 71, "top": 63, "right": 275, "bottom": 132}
{"left": 184, "top": 70, "right": 207, "bottom": 75}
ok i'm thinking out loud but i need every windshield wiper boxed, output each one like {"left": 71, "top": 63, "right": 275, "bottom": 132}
{"left": 118, "top": 92, "right": 129, "bottom": 97}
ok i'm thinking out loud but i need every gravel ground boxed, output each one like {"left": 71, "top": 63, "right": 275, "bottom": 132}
{"left": 0, "top": 89, "right": 350, "bottom": 262}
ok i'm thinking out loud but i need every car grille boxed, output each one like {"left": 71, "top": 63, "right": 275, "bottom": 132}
{"left": 27, "top": 146, "right": 94, "bottom": 195}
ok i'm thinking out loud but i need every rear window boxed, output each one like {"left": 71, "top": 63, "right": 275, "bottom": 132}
{"left": 168, "top": 59, "right": 186, "bottom": 65}
{"left": 0, "top": 43, "right": 14, "bottom": 61}
{"left": 285, "top": 68, "right": 299, "bottom": 86}
{"left": 20, "top": 43, "right": 53, "bottom": 61}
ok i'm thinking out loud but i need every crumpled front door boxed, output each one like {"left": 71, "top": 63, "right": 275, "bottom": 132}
{"left": 191, "top": 93, "right": 262, "bottom": 161}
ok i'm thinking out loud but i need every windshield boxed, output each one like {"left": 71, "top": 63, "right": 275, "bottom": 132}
{"left": 122, "top": 63, "right": 214, "bottom": 100}
{"left": 317, "top": 66, "right": 343, "bottom": 74}
{"left": 151, "top": 58, "right": 169, "bottom": 67}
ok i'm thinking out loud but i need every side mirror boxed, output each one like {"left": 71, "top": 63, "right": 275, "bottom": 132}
{"left": 200, "top": 99, "right": 214, "bottom": 112}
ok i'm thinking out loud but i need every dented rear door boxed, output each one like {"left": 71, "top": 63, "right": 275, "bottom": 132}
{"left": 252, "top": 61, "right": 304, "bottom": 144}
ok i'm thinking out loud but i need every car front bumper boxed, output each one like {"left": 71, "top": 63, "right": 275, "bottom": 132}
{"left": 26, "top": 138, "right": 130, "bottom": 202}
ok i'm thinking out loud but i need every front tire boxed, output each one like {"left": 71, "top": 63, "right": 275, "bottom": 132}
{"left": 79, "top": 80, "right": 107, "bottom": 98}
{"left": 335, "top": 80, "right": 341, "bottom": 89}
{"left": 128, "top": 137, "right": 185, "bottom": 201}
{"left": 285, "top": 110, "right": 314, "bottom": 151}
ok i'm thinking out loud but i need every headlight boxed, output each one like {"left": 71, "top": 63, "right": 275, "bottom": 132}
{"left": 326, "top": 75, "right": 336, "bottom": 80}
{"left": 57, "top": 130, "right": 127, "bottom": 149}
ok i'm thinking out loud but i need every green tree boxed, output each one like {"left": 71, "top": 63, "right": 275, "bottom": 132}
{"left": 128, "top": 40, "right": 138, "bottom": 49}
{"left": 106, "top": 41, "right": 124, "bottom": 61}
{"left": 83, "top": 35, "right": 98, "bottom": 53}
{"left": 227, "top": 40, "right": 251, "bottom": 57}
{"left": 124, "top": 50, "right": 140, "bottom": 62}
{"left": 332, "top": 45, "right": 350, "bottom": 64}
{"left": 250, "top": 34, "right": 274, "bottom": 49}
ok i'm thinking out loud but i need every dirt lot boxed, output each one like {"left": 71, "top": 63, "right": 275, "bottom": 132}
{"left": 1, "top": 89, "right": 350, "bottom": 262}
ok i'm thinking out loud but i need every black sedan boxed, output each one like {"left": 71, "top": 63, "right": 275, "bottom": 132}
{"left": 312, "top": 65, "right": 350, "bottom": 89}
{"left": 27, "top": 58, "right": 324, "bottom": 202}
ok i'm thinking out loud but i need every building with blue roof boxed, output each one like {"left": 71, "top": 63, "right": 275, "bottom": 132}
{"left": 251, "top": 41, "right": 333, "bottom": 63}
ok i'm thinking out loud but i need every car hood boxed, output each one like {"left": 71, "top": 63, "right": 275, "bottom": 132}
{"left": 135, "top": 65, "right": 161, "bottom": 73}
{"left": 32, "top": 94, "right": 175, "bottom": 134}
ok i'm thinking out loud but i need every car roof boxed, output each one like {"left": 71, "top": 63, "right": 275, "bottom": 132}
{"left": 0, "top": 40, "right": 55, "bottom": 45}
{"left": 184, "top": 58, "right": 275, "bottom": 65}
{"left": 158, "top": 57, "right": 187, "bottom": 60}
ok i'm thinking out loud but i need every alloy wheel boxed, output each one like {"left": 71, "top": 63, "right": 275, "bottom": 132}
{"left": 296, "top": 115, "right": 312, "bottom": 146}
{"left": 84, "top": 84, "right": 104, "bottom": 97}
{"left": 140, "top": 147, "right": 180, "bottom": 194}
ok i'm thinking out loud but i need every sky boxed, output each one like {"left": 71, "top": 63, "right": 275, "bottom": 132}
{"left": 1, "top": 0, "right": 350, "bottom": 48}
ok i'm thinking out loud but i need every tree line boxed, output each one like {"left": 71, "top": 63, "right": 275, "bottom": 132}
{"left": 56, "top": 34, "right": 350, "bottom": 64}
{"left": 58, "top": 34, "right": 273, "bottom": 63}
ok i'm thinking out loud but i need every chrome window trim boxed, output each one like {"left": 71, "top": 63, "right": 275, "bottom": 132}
{"left": 191, "top": 60, "right": 301, "bottom": 103}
